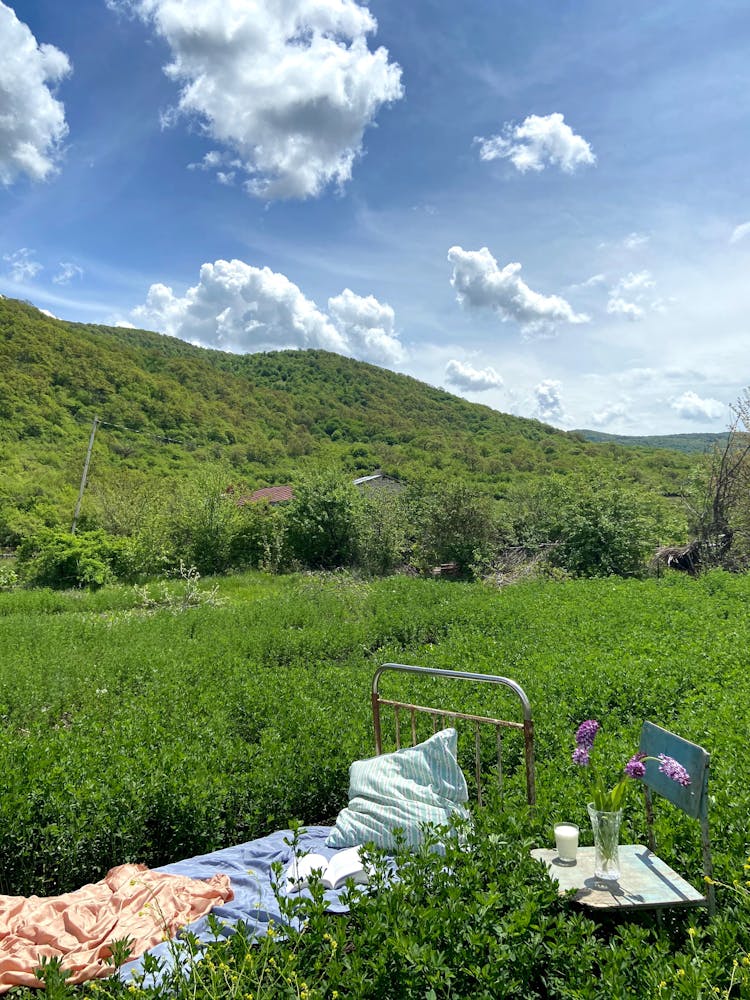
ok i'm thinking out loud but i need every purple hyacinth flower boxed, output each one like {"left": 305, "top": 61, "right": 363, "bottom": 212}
{"left": 658, "top": 754, "right": 691, "bottom": 787}
{"left": 575, "top": 719, "right": 600, "bottom": 750}
{"left": 572, "top": 746, "right": 590, "bottom": 766}
{"left": 624, "top": 752, "right": 647, "bottom": 779}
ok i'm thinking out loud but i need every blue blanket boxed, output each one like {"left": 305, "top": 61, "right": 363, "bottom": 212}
{"left": 121, "top": 825, "right": 349, "bottom": 984}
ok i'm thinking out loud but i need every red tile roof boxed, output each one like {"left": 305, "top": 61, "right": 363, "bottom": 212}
{"left": 239, "top": 484, "right": 294, "bottom": 506}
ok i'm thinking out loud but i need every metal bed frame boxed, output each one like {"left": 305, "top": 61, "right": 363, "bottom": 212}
{"left": 371, "top": 663, "right": 536, "bottom": 807}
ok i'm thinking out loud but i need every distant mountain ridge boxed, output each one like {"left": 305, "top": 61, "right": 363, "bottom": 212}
{"left": 572, "top": 428, "right": 729, "bottom": 454}
{"left": 0, "top": 297, "right": 697, "bottom": 541}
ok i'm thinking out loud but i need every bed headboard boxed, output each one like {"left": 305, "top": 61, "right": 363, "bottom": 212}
{"left": 371, "top": 662, "right": 535, "bottom": 808}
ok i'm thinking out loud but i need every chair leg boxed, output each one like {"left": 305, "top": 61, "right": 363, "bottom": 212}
{"left": 700, "top": 817, "right": 715, "bottom": 916}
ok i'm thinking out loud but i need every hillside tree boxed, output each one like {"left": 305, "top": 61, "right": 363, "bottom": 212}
{"left": 683, "top": 390, "right": 750, "bottom": 570}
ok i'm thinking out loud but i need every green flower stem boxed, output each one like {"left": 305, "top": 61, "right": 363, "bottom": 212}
{"left": 590, "top": 770, "right": 629, "bottom": 812}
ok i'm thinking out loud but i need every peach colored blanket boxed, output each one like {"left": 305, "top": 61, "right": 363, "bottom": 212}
{"left": 0, "top": 863, "right": 233, "bottom": 991}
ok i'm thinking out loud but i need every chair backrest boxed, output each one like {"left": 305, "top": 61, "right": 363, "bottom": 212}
{"left": 638, "top": 721, "right": 713, "bottom": 913}
{"left": 639, "top": 722, "right": 709, "bottom": 820}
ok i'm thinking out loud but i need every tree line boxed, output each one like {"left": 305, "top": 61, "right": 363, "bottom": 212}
{"left": 9, "top": 467, "right": 688, "bottom": 589}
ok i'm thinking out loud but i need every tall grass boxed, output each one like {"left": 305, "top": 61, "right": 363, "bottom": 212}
{"left": 0, "top": 570, "right": 748, "bottom": 900}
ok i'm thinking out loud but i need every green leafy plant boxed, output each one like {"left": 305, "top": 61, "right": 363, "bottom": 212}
{"left": 16, "top": 529, "right": 133, "bottom": 589}
{"left": 0, "top": 561, "right": 17, "bottom": 590}
{"left": 2, "top": 571, "right": 750, "bottom": 998}
{"left": 228, "top": 499, "right": 289, "bottom": 573}
{"left": 103, "top": 936, "right": 134, "bottom": 976}
{"left": 133, "top": 560, "right": 221, "bottom": 612}
{"left": 410, "top": 479, "right": 497, "bottom": 574}
{"left": 354, "top": 490, "right": 408, "bottom": 575}
{"left": 33, "top": 955, "right": 74, "bottom": 1000}
{"left": 285, "top": 471, "right": 361, "bottom": 569}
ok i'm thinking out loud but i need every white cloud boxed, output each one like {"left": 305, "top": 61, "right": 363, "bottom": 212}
{"left": 579, "top": 273, "right": 606, "bottom": 288}
{"left": 131, "top": 259, "right": 411, "bottom": 367}
{"left": 3, "top": 248, "right": 43, "bottom": 282}
{"left": 616, "top": 270, "right": 655, "bottom": 293}
{"left": 447, "top": 245, "right": 589, "bottom": 335}
{"left": 534, "top": 379, "right": 565, "bottom": 423}
{"left": 327, "top": 288, "right": 405, "bottom": 365}
{"left": 476, "top": 113, "right": 595, "bottom": 174}
{"left": 567, "top": 272, "right": 606, "bottom": 293}
{"left": 52, "top": 261, "right": 83, "bottom": 285}
{"left": 113, "top": 0, "right": 403, "bottom": 199}
{"left": 0, "top": 2, "right": 71, "bottom": 184}
{"left": 188, "top": 150, "right": 223, "bottom": 172}
{"left": 729, "top": 221, "right": 750, "bottom": 245}
{"left": 131, "top": 259, "right": 348, "bottom": 353}
{"left": 598, "top": 233, "right": 651, "bottom": 251}
{"left": 606, "top": 297, "right": 644, "bottom": 320}
{"left": 114, "top": 320, "right": 137, "bottom": 329}
{"left": 188, "top": 150, "right": 242, "bottom": 174}
{"left": 188, "top": 150, "right": 240, "bottom": 186}
{"left": 38, "top": 307, "right": 58, "bottom": 319}
{"left": 590, "top": 402, "right": 629, "bottom": 427}
{"left": 444, "top": 359, "right": 503, "bottom": 392}
{"left": 670, "top": 391, "right": 725, "bottom": 421}
{"left": 605, "top": 270, "right": 656, "bottom": 320}
{"left": 623, "top": 232, "right": 650, "bottom": 250}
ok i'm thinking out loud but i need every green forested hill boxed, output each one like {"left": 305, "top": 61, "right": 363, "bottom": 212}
{"left": 0, "top": 296, "right": 696, "bottom": 542}
{"left": 572, "top": 428, "right": 729, "bottom": 454}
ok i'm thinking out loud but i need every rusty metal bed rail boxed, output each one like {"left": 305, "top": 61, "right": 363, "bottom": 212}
{"left": 371, "top": 663, "right": 535, "bottom": 807}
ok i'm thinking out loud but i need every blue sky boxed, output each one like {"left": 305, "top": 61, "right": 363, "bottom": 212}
{"left": 2, "top": 0, "right": 749, "bottom": 434}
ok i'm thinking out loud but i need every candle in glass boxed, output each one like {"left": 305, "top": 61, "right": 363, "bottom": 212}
{"left": 554, "top": 823, "right": 579, "bottom": 861}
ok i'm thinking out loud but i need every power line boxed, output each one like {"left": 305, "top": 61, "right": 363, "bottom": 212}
{"left": 71, "top": 410, "right": 198, "bottom": 448}
{"left": 68, "top": 411, "right": 209, "bottom": 530}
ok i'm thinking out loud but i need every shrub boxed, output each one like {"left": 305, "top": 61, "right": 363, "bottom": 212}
{"left": 509, "top": 475, "right": 670, "bottom": 578}
{"left": 354, "top": 490, "right": 408, "bottom": 575}
{"left": 410, "top": 480, "right": 497, "bottom": 574}
{"left": 285, "top": 472, "right": 361, "bottom": 569}
{"left": 166, "top": 470, "right": 240, "bottom": 576}
{"left": 16, "top": 529, "right": 133, "bottom": 589}
{"left": 229, "top": 500, "right": 289, "bottom": 572}
{"left": 0, "top": 561, "right": 17, "bottom": 590}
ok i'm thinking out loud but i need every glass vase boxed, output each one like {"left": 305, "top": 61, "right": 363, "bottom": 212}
{"left": 587, "top": 803, "right": 622, "bottom": 880}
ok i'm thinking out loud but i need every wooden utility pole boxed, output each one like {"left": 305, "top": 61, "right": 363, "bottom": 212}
{"left": 71, "top": 416, "right": 99, "bottom": 534}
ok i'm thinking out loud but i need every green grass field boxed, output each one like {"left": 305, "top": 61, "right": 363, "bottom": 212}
{"left": 2, "top": 570, "right": 748, "bottom": 895}
{"left": 3, "top": 570, "right": 750, "bottom": 997}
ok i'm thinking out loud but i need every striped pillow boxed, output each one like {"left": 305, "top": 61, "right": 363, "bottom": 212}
{"left": 326, "top": 728, "right": 469, "bottom": 849}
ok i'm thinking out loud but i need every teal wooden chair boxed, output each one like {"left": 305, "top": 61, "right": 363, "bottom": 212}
{"left": 639, "top": 721, "right": 714, "bottom": 915}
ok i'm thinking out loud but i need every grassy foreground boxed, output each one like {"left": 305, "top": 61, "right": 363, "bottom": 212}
{"left": 2, "top": 570, "right": 750, "bottom": 997}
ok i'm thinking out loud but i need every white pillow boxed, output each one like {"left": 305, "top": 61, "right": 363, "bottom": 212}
{"left": 326, "top": 728, "right": 469, "bottom": 849}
